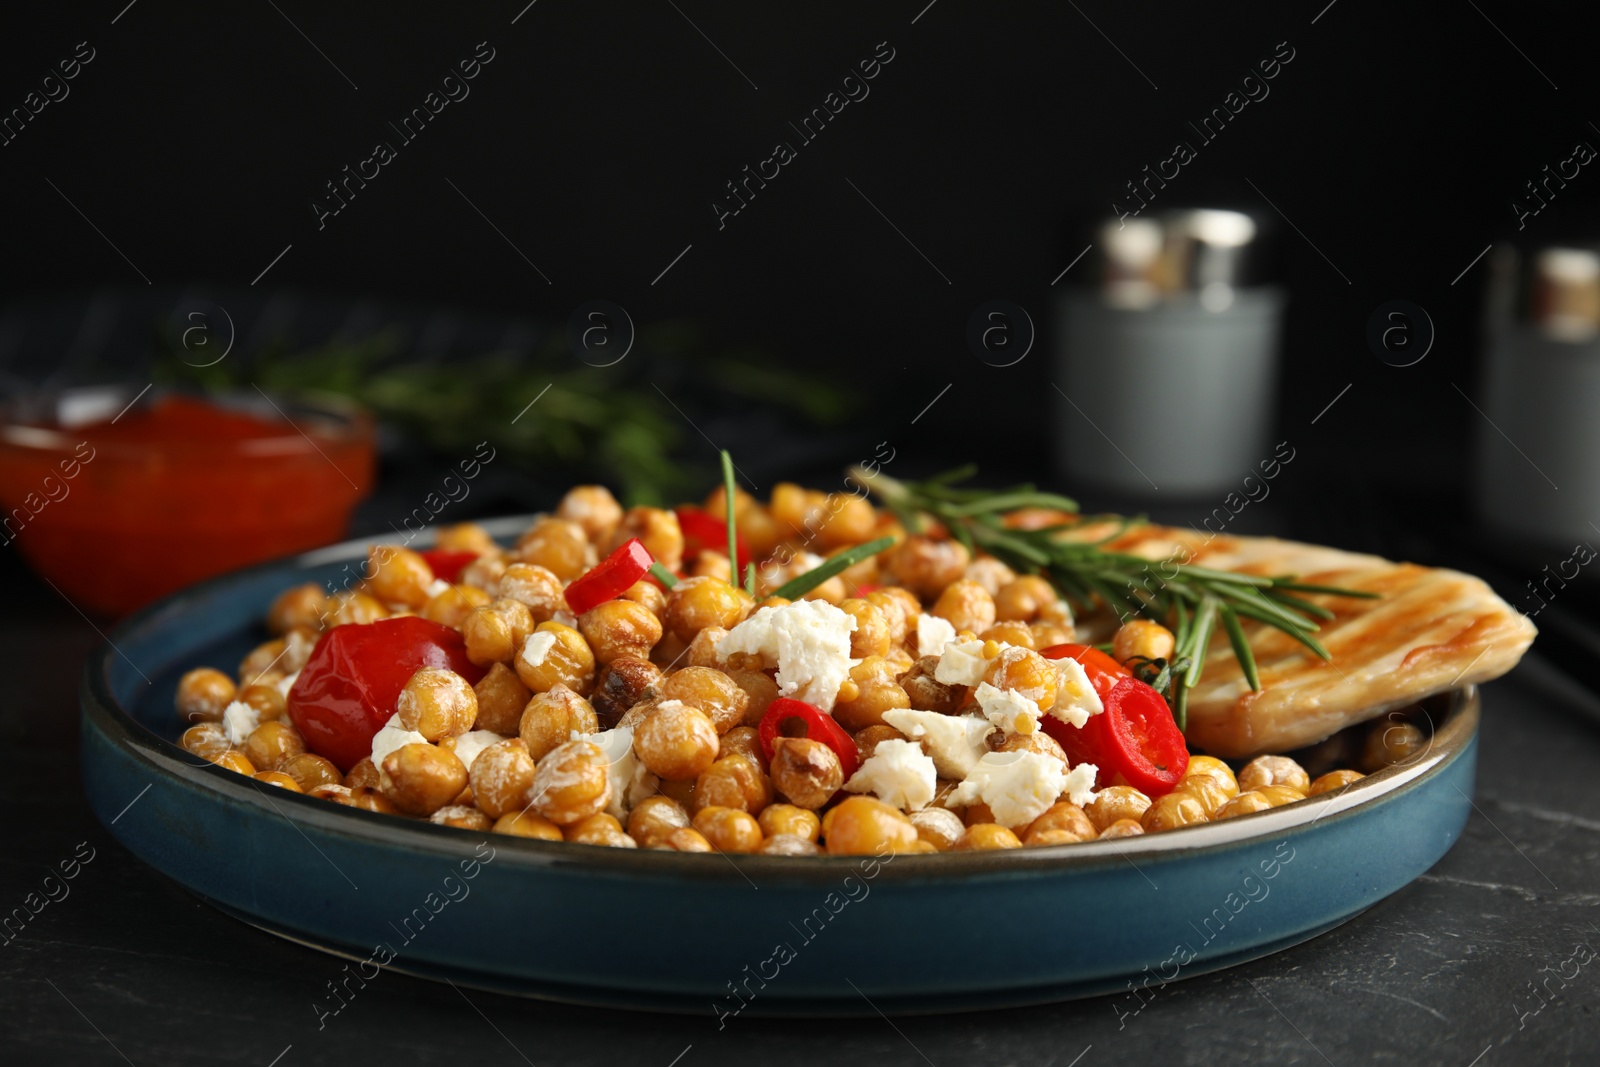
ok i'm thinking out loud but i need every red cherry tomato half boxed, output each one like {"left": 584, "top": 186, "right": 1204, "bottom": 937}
{"left": 757, "top": 697, "right": 861, "bottom": 781}
{"left": 418, "top": 549, "right": 479, "bottom": 584}
{"left": 564, "top": 537, "right": 654, "bottom": 615}
{"left": 674, "top": 506, "right": 749, "bottom": 573}
{"left": 287, "top": 617, "right": 486, "bottom": 771}
{"left": 1038, "top": 643, "right": 1189, "bottom": 796}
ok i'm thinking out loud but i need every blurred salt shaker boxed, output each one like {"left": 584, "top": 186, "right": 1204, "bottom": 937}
{"left": 1476, "top": 242, "right": 1600, "bottom": 542}
{"left": 1054, "top": 209, "right": 1284, "bottom": 497}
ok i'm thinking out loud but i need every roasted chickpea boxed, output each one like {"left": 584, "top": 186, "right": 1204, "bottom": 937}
{"left": 693, "top": 806, "right": 764, "bottom": 853}
{"left": 757, "top": 833, "right": 821, "bottom": 856}
{"left": 898, "top": 656, "right": 965, "bottom": 714}
{"left": 665, "top": 827, "right": 713, "bottom": 852}
{"left": 980, "top": 621, "right": 1036, "bottom": 650}
{"left": 1215, "top": 791, "right": 1275, "bottom": 820}
{"left": 434, "top": 521, "right": 498, "bottom": 555}
{"left": 238, "top": 683, "right": 286, "bottom": 722}
{"left": 932, "top": 579, "right": 997, "bottom": 635}
{"left": 649, "top": 633, "right": 690, "bottom": 671}
{"left": 280, "top": 753, "right": 343, "bottom": 791}
{"left": 243, "top": 721, "right": 306, "bottom": 772}
{"left": 1173, "top": 775, "right": 1232, "bottom": 816}
{"left": 345, "top": 786, "right": 401, "bottom": 815}
{"left": 627, "top": 795, "right": 693, "bottom": 847}
{"left": 519, "top": 684, "right": 600, "bottom": 761}
{"left": 238, "top": 639, "right": 287, "bottom": 687}
{"left": 854, "top": 724, "right": 907, "bottom": 763}
{"left": 725, "top": 669, "right": 778, "bottom": 727}
{"left": 419, "top": 583, "right": 492, "bottom": 628}
{"left": 1141, "top": 792, "right": 1209, "bottom": 832}
{"left": 608, "top": 507, "right": 683, "bottom": 570}
{"left": 176, "top": 668, "right": 236, "bottom": 723}
{"left": 326, "top": 590, "right": 389, "bottom": 627}
{"left": 469, "top": 738, "right": 537, "bottom": 819}
{"left": 663, "top": 577, "right": 748, "bottom": 642}
{"left": 692, "top": 549, "right": 735, "bottom": 583}
{"left": 209, "top": 750, "right": 256, "bottom": 775}
{"left": 431, "top": 805, "right": 493, "bottom": 831}
{"left": 954, "top": 824, "right": 1023, "bottom": 851}
{"left": 591, "top": 655, "right": 665, "bottom": 727}
{"left": 1308, "top": 768, "right": 1365, "bottom": 796}
{"left": 1099, "top": 819, "right": 1145, "bottom": 839}
{"left": 1113, "top": 619, "right": 1176, "bottom": 664}
{"left": 254, "top": 771, "right": 303, "bottom": 791}
{"left": 996, "top": 731, "right": 1069, "bottom": 763}
{"left": 962, "top": 802, "right": 999, "bottom": 828}
{"left": 686, "top": 626, "right": 729, "bottom": 668}
{"left": 515, "top": 517, "right": 596, "bottom": 580}
{"left": 1238, "top": 755, "right": 1311, "bottom": 794}
{"left": 267, "top": 582, "right": 328, "bottom": 634}
{"left": 822, "top": 796, "right": 919, "bottom": 856}
{"left": 556, "top": 484, "right": 624, "bottom": 544}
{"left": 693, "top": 755, "right": 773, "bottom": 815}
{"left": 307, "top": 784, "right": 353, "bottom": 804}
{"left": 472, "top": 662, "right": 531, "bottom": 736}
{"left": 718, "top": 726, "right": 766, "bottom": 769}
{"left": 910, "top": 807, "right": 965, "bottom": 851}
{"left": 493, "top": 810, "right": 564, "bottom": 839}
{"left": 1361, "top": 718, "right": 1428, "bottom": 771}
{"left": 180, "top": 722, "right": 231, "bottom": 761}
{"left": 885, "top": 536, "right": 970, "bottom": 600}
{"left": 1256, "top": 784, "right": 1307, "bottom": 807}
{"left": 527, "top": 739, "right": 612, "bottom": 825}
{"left": 1024, "top": 802, "right": 1097, "bottom": 844}
{"left": 837, "top": 598, "right": 892, "bottom": 659}
{"left": 579, "top": 599, "right": 663, "bottom": 665}
{"left": 463, "top": 598, "right": 535, "bottom": 666}
{"left": 659, "top": 666, "right": 749, "bottom": 734}
{"left": 1182, "top": 755, "right": 1240, "bottom": 801}
{"left": 392, "top": 668, "right": 476, "bottom": 742}
{"left": 380, "top": 743, "right": 468, "bottom": 816}
{"left": 458, "top": 554, "right": 508, "bottom": 596}
{"left": 866, "top": 590, "right": 912, "bottom": 645}
{"left": 983, "top": 646, "right": 1058, "bottom": 712}
{"left": 832, "top": 656, "right": 911, "bottom": 732}
{"left": 632, "top": 700, "right": 719, "bottom": 781}
{"left": 565, "top": 812, "right": 638, "bottom": 848}
{"left": 994, "top": 575, "right": 1067, "bottom": 624}
{"left": 769, "top": 738, "right": 843, "bottom": 809}
{"left": 367, "top": 545, "right": 437, "bottom": 608}
{"left": 816, "top": 493, "right": 876, "bottom": 548}
{"left": 758, "top": 803, "right": 821, "bottom": 842}
{"left": 1026, "top": 828, "right": 1086, "bottom": 847}
{"left": 1084, "top": 786, "right": 1153, "bottom": 831}
{"left": 1031, "top": 621, "right": 1076, "bottom": 648}
{"left": 769, "top": 483, "right": 824, "bottom": 538}
{"left": 514, "top": 621, "right": 596, "bottom": 695}
{"left": 345, "top": 758, "right": 381, "bottom": 789}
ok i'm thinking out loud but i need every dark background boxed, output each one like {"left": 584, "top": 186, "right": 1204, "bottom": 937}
{"left": 4, "top": 3, "right": 1600, "bottom": 1065}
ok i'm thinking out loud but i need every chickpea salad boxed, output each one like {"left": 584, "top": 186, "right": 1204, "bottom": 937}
{"left": 171, "top": 464, "right": 1407, "bottom": 857}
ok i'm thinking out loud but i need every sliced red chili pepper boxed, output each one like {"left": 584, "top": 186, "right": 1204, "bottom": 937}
{"left": 564, "top": 537, "right": 654, "bottom": 615}
{"left": 418, "top": 549, "right": 479, "bottom": 584}
{"left": 1038, "top": 644, "right": 1189, "bottom": 796}
{"left": 757, "top": 697, "right": 860, "bottom": 780}
{"left": 287, "top": 617, "right": 485, "bottom": 771}
{"left": 674, "top": 506, "right": 749, "bottom": 573}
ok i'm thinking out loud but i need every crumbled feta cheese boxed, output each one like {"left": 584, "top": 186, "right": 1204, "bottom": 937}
{"left": 1063, "top": 762, "right": 1100, "bottom": 807}
{"left": 275, "top": 670, "right": 300, "bottom": 699}
{"left": 880, "top": 709, "right": 995, "bottom": 780}
{"left": 1047, "top": 657, "right": 1104, "bottom": 729}
{"left": 370, "top": 713, "right": 430, "bottom": 789}
{"left": 975, "top": 682, "right": 1041, "bottom": 736}
{"left": 585, "top": 726, "right": 657, "bottom": 819}
{"left": 552, "top": 609, "right": 579, "bottom": 629}
{"left": 934, "top": 638, "right": 990, "bottom": 687}
{"left": 949, "top": 751, "right": 1070, "bottom": 828}
{"left": 520, "top": 630, "right": 558, "bottom": 670}
{"left": 844, "top": 739, "right": 937, "bottom": 811}
{"left": 221, "top": 701, "right": 260, "bottom": 746}
{"left": 425, "top": 578, "right": 451, "bottom": 599}
{"left": 716, "top": 599, "right": 859, "bottom": 710}
{"left": 449, "top": 730, "right": 504, "bottom": 772}
{"left": 916, "top": 613, "right": 957, "bottom": 658}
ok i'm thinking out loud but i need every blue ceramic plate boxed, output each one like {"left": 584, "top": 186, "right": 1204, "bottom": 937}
{"left": 80, "top": 518, "right": 1479, "bottom": 1017}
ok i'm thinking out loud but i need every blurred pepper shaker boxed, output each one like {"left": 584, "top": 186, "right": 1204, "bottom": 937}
{"left": 1054, "top": 209, "right": 1283, "bottom": 497}
{"left": 1476, "top": 242, "right": 1600, "bottom": 542}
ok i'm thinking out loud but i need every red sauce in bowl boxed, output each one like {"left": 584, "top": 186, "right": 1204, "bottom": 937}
{"left": 0, "top": 392, "right": 374, "bottom": 616}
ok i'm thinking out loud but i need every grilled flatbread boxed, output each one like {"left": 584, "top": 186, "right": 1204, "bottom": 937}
{"left": 1096, "top": 526, "right": 1536, "bottom": 759}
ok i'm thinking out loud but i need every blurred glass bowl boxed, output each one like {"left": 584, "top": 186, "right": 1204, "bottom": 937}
{"left": 0, "top": 386, "right": 374, "bottom": 617}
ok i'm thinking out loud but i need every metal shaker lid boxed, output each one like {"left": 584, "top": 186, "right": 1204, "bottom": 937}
{"left": 1491, "top": 242, "right": 1600, "bottom": 342}
{"left": 1093, "top": 208, "right": 1264, "bottom": 311}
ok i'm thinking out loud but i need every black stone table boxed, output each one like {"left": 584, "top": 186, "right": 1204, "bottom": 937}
{"left": 3, "top": 561, "right": 1597, "bottom": 1067}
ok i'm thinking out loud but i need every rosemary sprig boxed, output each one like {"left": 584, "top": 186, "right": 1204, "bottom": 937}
{"left": 853, "top": 466, "right": 1377, "bottom": 731}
